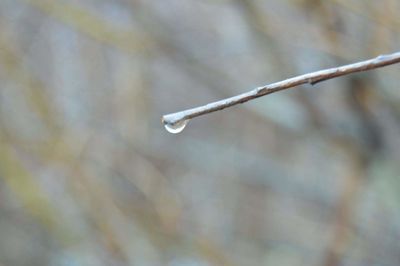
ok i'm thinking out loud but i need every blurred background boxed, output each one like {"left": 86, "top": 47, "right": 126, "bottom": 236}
{"left": 0, "top": 0, "right": 400, "bottom": 265}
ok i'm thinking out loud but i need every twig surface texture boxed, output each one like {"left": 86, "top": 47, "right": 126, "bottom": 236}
{"left": 162, "top": 51, "right": 400, "bottom": 127}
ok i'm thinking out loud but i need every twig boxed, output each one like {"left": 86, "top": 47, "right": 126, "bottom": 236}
{"left": 162, "top": 51, "right": 400, "bottom": 127}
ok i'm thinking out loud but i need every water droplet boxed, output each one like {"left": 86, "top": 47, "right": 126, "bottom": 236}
{"left": 164, "top": 120, "right": 188, "bottom": 134}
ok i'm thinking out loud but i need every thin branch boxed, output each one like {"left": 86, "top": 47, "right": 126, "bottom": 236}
{"left": 162, "top": 51, "right": 400, "bottom": 127}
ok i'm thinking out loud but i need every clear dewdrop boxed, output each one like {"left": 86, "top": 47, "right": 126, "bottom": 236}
{"left": 164, "top": 120, "right": 188, "bottom": 134}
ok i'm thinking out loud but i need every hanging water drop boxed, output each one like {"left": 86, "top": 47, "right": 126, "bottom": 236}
{"left": 164, "top": 119, "right": 188, "bottom": 134}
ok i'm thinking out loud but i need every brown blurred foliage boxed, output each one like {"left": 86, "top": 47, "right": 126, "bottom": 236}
{"left": 0, "top": 1, "right": 400, "bottom": 265}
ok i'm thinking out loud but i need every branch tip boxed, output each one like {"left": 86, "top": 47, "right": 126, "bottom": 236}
{"left": 162, "top": 51, "right": 400, "bottom": 127}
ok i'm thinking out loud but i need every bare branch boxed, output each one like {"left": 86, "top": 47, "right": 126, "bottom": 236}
{"left": 162, "top": 52, "right": 400, "bottom": 127}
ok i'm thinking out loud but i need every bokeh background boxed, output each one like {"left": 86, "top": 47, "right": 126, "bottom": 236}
{"left": 1, "top": 1, "right": 400, "bottom": 265}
